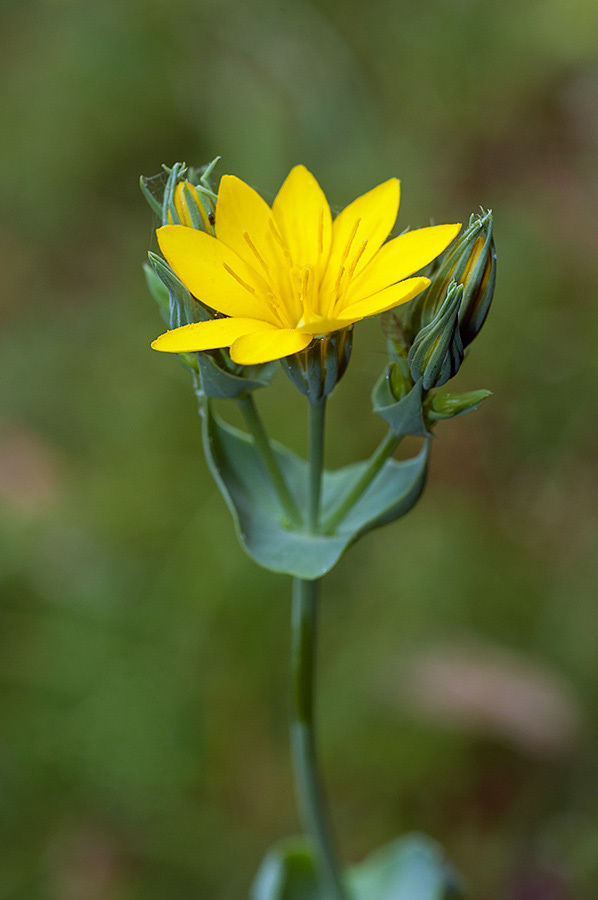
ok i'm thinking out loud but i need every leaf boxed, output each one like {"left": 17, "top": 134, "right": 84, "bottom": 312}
{"left": 202, "top": 404, "right": 429, "bottom": 579}
{"left": 372, "top": 373, "right": 431, "bottom": 438}
{"left": 251, "top": 838, "right": 321, "bottom": 900}
{"left": 347, "top": 834, "right": 463, "bottom": 900}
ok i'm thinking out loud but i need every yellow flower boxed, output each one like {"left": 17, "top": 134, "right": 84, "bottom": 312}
{"left": 151, "top": 166, "right": 461, "bottom": 365}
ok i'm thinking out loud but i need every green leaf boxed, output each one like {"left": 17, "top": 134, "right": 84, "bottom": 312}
{"left": 251, "top": 838, "right": 320, "bottom": 900}
{"left": 372, "top": 373, "right": 431, "bottom": 438}
{"left": 348, "top": 834, "right": 463, "bottom": 900}
{"left": 202, "top": 404, "right": 429, "bottom": 578}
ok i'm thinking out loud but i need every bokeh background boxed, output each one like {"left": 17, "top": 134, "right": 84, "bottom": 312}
{"left": 1, "top": 0, "right": 598, "bottom": 896}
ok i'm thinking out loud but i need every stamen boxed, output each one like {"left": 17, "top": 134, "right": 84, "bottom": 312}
{"left": 300, "top": 267, "right": 312, "bottom": 318}
{"left": 347, "top": 238, "right": 368, "bottom": 280}
{"left": 222, "top": 262, "right": 256, "bottom": 294}
{"left": 333, "top": 266, "right": 345, "bottom": 300}
{"left": 269, "top": 219, "right": 293, "bottom": 266}
{"left": 243, "top": 230, "right": 270, "bottom": 274}
{"left": 340, "top": 217, "right": 361, "bottom": 266}
{"left": 267, "top": 291, "right": 293, "bottom": 329}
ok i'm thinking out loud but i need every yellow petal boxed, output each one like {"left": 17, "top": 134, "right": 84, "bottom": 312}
{"left": 336, "top": 277, "right": 430, "bottom": 324}
{"left": 157, "top": 225, "right": 277, "bottom": 323}
{"left": 347, "top": 223, "right": 461, "bottom": 302}
{"left": 151, "top": 317, "right": 276, "bottom": 353}
{"left": 215, "top": 175, "right": 282, "bottom": 276}
{"left": 230, "top": 328, "right": 312, "bottom": 365}
{"left": 322, "top": 178, "right": 400, "bottom": 299}
{"left": 272, "top": 165, "right": 332, "bottom": 271}
{"left": 296, "top": 316, "right": 349, "bottom": 335}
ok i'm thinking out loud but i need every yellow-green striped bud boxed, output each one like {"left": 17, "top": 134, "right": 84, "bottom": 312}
{"left": 168, "top": 181, "right": 213, "bottom": 232}
{"left": 407, "top": 209, "right": 496, "bottom": 348}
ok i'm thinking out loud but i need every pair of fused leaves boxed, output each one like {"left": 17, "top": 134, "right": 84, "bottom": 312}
{"left": 251, "top": 834, "right": 463, "bottom": 900}
{"left": 202, "top": 403, "right": 428, "bottom": 580}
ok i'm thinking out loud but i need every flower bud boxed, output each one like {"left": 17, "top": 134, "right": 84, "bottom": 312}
{"left": 167, "top": 181, "right": 213, "bottom": 232}
{"left": 406, "top": 209, "right": 496, "bottom": 348}
{"left": 426, "top": 388, "right": 492, "bottom": 421}
{"left": 408, "top": 281, "right": 464, "bottom": 389}
{"left": 281, "top": 329, "right": 353, "bottom": 400}
{"left": 387, "top": 360, "right": 413, "bottom": 401}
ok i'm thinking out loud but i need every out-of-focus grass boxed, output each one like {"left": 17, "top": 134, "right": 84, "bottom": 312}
{"left": 1, "top": 0, "right": 597, "bottom": 896}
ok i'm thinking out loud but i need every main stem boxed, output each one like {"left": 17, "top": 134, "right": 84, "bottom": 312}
{"left": 307, "top": 397, "right": 326, "bottom": 533}
{"left": 291, "top": 578, "right": 348, "bottom": 899}
{"left": 290, "top": 395, "right": 348, "bottom": 900}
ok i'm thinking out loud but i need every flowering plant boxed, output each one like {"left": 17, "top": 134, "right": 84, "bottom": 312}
{"left": 141, "top": 160, "right": 496, "bottom": 898}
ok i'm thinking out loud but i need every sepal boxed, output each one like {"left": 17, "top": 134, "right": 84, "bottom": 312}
{"left": 407, "top": 282, "right": 464, "bottom": 390}
{"left": 148, "top": 251, "right": 208, "bottom": 330}
{"left": 281, "top": 329, "right": 353, "bottom": 401}
{"left": 142, "top": 261, "right": 171, "bottom": 326}
{"left": 147, "top": 257, "right": 277, "bottom": 399}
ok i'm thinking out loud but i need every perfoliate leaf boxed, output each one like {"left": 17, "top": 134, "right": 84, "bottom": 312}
{"left": 372, "top": 374, "right": 431, "bottom": 438}
{"left": 202, "top": 404, "right": 429, "bottom": 579}
{"left": 251, "top": 838, "right": 321, "bottom": 900}
{"left": 348, "top": 834, "right": 464, "bottom": 900}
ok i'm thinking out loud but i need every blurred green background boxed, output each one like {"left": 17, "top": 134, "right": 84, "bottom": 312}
{"left": 1, "top": 0, "right": 597, "bottom": 896}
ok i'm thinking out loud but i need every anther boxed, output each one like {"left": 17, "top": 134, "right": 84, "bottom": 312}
{"left": 269, "top": 220, "right": 293, "bottom": 265}
{"left": 347, "top": 238, "right": 368, "bottom": 280}
{"left": 222, "top": 262, "right": 256, "bottom": 294}
{"left": 243, "top": 231, "right": 270, "bottom": 274}
{"left": 340, "top": 217, "right": 362, "bottom": 266}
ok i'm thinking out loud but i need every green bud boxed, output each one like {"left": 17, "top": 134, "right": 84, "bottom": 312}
{"left": 281, "top": 329, "right": 353, "bottom": 400}
{"left": 408, "top": 281, "right": 464, "bottom": 389}
{"left": 426, "top": 388, "right": 492, "bottom": 421}
{"left": 388, "top": 360, "right": 413, "bottom": 401}
{"left": 406, "top": 209, "right": 496, "bottom": 348}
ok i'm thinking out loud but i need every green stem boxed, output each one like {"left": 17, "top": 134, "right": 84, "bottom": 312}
{"left": 322, "top": 429, "right": 401, "bottom": 534}
{"left": 291, "top": 577, "right": 349, "bottom": 900}
{"left": 308, "top": 397, "right": 326, "bottom": 532}
{"left": 237, "top": 394, "right": 302, "bottom": 528}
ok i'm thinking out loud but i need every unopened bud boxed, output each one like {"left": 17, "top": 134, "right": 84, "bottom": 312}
{"left": 388, "top": 360, "right": 413, "bottom": 401}
{"left": 426, "top": 388, "right": 491, "bottom": 421}
{"left": 407, "top": 210, "right": 496, "bottom": 348}
{"left": 168, "top": 181, "right": 213, "bottom": 232}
